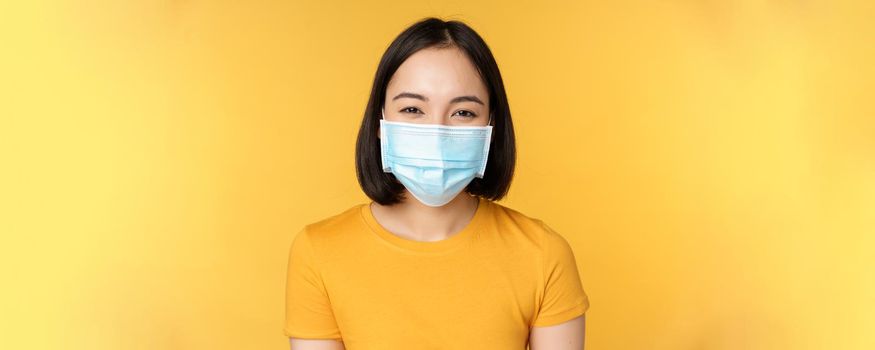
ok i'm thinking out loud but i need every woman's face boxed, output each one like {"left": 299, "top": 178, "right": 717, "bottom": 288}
{"left": 383, "top": 46, "right": 491, "bottom": 127}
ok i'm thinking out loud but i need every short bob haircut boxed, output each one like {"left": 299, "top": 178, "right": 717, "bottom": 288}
{"left": 355, "top": 17, "right": 516, "bottom": 206}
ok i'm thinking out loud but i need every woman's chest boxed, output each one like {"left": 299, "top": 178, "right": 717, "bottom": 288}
{"left": 322, "top": 247, "right": 540, "bottom": 349}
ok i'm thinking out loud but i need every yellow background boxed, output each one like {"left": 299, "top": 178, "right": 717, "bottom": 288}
{"left": 1, "top": 1, "right": 872, "bottom": 349}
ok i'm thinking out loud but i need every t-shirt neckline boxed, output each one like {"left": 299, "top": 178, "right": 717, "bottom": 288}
{"left": 359, "top": 196, "right": 490, "bottom": 254}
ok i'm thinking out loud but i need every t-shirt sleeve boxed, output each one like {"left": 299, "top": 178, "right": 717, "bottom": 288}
{"left": 531, "top": 221, "right": 590, "bottom": 327}
{"left": 284, "top": 226, "right": 342, "bottom": 339}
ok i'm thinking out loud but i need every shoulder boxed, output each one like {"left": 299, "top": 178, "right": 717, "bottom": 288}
{"left": 487, "top": 200, "right": 568, "bottom": 251}
{"left": 293, "top": 202, "right": 368, "bottom": 249}
{"left": 305, "top": 203, "right": 365, "bottom": 233}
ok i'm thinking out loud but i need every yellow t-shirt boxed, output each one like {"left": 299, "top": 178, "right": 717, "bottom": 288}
{"left": 284, "top": 196, "right": 590, "bottom": 349}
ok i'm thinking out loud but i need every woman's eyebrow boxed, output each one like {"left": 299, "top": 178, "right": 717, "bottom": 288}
{"left": 392, "top": 92, "right": 428, "bottom": 101}
{"left": 391, "top": 91, "right": 484, "bottom": 105}
{"left": 450, "top": 95, "right": 484, "bottom": 105}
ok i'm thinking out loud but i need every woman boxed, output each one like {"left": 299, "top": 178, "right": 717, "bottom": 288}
{"left": 285, "top": 17, "right": 589, "bottom": 350}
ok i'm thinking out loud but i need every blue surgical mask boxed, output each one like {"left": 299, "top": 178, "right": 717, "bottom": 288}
{"left": 380, "top": 108, "right": 493, "bottom": 207}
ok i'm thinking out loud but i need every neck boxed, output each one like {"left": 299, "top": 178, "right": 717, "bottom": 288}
{"left": 370, "top": 191, "right": 479, "bottom": 242}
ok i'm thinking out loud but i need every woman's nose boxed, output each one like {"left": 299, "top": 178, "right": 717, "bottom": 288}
{"left": 427, "top": 110, "right": 451, "bottom": 125}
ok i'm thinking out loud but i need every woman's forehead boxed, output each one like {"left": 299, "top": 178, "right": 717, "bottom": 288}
{"left": 386, "top": 47, "right": 488, "bottom": 101}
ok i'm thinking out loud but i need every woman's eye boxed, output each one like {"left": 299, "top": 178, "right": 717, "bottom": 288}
{"left": 400, "top": 107, "right": 422, "bottom": 114}
{"left": 453, "top": 110, "right": 477, "bottom": 118}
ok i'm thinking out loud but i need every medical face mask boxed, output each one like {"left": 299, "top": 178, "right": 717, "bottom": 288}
{"left": 379, "top": 109, "right": 493, "bottom": 207}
